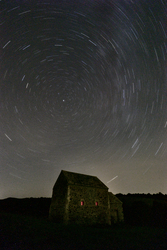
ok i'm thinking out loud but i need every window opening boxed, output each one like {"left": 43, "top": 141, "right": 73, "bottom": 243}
{"left": 81, "top": 201, "right": 84, "bottom": 206}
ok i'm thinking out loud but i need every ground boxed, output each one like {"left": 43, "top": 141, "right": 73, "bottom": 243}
{"left": 0, "top": 212, "right": 166, "bottom": 250}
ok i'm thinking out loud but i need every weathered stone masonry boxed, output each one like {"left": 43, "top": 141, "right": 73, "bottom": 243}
{"left": 49, "top": 170, "right": 124, "bottom": 225}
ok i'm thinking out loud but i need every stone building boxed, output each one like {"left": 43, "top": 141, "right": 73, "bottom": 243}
{"left": 49, "top": 170, "right": 124, "bottom": 225}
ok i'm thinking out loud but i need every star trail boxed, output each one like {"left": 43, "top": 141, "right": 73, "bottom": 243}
{"left": 0, "top": 0, "right": 166, "bottom": 198}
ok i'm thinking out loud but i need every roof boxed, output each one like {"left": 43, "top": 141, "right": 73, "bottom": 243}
{"left": 60, "top": 170, "right": 108, "bottom": 189}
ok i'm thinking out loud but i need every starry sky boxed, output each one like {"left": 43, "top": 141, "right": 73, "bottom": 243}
{"left": 0, "top": 0, "right": 167, "bottom": 199}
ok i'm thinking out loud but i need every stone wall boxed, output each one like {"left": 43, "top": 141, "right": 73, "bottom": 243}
{"left": 109, "top": 192, "right": 124, "bottom": 223}
{"left": 67, "top": 185, "right": 110, "bottom": 225}
{"left": 49, "top": 174, "right": 68, "bottom": 223}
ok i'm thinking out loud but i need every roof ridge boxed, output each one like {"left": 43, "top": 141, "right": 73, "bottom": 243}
{"left": 60, "top": 170, "right": 108, "bottom": 189}
{"left": 61, "top": 170, "right": 97, "bottom": 178}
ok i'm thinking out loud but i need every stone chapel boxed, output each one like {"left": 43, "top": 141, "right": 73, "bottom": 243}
{"left": 49, "top": 170, "right": 124, "bottom": 225}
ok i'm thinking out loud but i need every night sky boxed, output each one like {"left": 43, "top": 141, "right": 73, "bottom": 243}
{"left": 0, "top": 0, "right": 167, "bottom": 199}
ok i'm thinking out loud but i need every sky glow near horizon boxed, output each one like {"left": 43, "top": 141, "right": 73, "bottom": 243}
{"left": 0, "top": 0, "right": 167, "bottom": 198}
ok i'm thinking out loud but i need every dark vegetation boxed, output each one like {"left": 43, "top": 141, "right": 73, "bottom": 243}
{"left": 0, "top": 193, "right": 166, "bottom": 250}
{"left": 116, "top": 193, "right": 167, "bottom": 228}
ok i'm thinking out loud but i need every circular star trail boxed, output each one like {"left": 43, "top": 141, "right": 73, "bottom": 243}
{"left": 0, "top": 0, "right": 167, "bottom": 198}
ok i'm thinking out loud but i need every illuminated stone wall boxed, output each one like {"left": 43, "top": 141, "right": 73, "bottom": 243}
{"left": 67, "top": 185, "right": 110, "bottom": 225}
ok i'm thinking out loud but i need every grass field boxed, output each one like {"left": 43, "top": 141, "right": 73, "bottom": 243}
{"left": 0, "top": 212, "right": 166, "bottom": 250}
